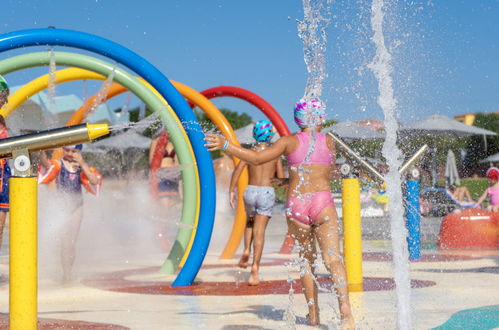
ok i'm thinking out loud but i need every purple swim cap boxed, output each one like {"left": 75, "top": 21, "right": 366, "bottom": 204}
{"left": 294, "top": 98, "right": 326, "bottom": 128}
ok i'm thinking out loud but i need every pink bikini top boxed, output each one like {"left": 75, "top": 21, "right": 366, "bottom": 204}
{"left": 286, "top": 132, "right": 334, "bottom": 166}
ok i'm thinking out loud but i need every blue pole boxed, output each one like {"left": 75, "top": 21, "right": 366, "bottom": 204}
{"left": 405, "top": 180, "right": 420, "bottom": 260}
{"left": 0, "top": 28, "right": 216, "bottom": 286}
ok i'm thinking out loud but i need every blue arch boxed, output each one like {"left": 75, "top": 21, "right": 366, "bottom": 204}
{"left": 0, "top": 28, "right": 215, "bottom": 287}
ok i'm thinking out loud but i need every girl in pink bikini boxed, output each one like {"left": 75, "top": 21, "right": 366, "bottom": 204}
{"left": 205, "top": 98, "right": 355, "bottom": 329}
{"left": 475, "top": 167, "right": 499, "bottom": 212}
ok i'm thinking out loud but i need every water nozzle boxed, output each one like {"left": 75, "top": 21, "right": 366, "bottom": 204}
{"left": 0, "top": 123, "right": 110, "bottom": 160}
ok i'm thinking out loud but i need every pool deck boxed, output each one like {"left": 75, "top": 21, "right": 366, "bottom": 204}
{"left": 0, "top": 206, "right": 497, "bottom": 329}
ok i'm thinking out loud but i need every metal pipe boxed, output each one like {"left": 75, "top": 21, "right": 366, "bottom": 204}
{"left": 399, "top": 144, "right": 428, "bottom": 176}
{"left": 0, "top": 123, "right": 109, "bottom": 159}
{"left": 327, "top": 132, "right": 385, "bottom": 183}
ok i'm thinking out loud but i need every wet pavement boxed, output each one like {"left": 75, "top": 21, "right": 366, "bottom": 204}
{"left": 0, "top": 182, "right": 496, "bottom": 329}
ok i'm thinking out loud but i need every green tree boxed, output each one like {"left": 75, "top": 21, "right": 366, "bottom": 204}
{"left": 464, "top": 113, "right": 499, "bottom": 174}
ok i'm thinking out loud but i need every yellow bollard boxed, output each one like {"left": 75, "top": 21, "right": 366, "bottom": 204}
{"left": 10, "top": 177, "right": 38, "bottom": 329}
{"left": 342, "top": 178, "right": 363, "bottom": 292}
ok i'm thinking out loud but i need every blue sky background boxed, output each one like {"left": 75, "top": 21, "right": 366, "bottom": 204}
{"left": 1, "top": 0, "right": 498, "bottom": 129}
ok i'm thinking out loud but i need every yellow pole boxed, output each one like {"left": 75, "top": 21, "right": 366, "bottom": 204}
{"left": 10, "top": 177, "right": 38, "bottom": 329}
{"left": 342, "top": 178, "right": 363, "bottom": 292}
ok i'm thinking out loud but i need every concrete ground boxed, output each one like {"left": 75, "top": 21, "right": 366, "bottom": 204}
{"left": 0, "top": 181, "right": 497, "bottom": 329}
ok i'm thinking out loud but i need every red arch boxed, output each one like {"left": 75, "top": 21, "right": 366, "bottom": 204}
{"left": 194, "top": 86, "right": 294, "bottom": 254}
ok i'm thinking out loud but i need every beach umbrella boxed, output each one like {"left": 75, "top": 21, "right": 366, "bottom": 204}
{"left": 322, "top": 121, "right": 385, "bottom": 140}
{"left": 233, "top": 123, "right": 280, "bottom": 144}
{"left": 479, "top": 152, "right": 499, "bottom": 164}
{"left": 400, "top": 115, "right": 497, "bottom": 137}
{"left": 445, "top": 149, "right": 460, "bottom": 186}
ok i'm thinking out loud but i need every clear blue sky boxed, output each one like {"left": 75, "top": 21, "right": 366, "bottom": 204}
{"left": 1, "top": 0, "right": 498, "bottom": 129}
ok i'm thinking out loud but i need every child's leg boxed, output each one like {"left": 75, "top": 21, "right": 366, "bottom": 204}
{"left": 238, "top": 217, "right": 253, "bottom": 268}
{"left": 288, "top": 219, "right": 319, "bottom": 325}
{"left": 314, "top": 206, "right": 355, "bottom": 329}
{"left": 248, "top": 214, "right": 270, "bottom": 285}
{"left": 61, "top": 206, "right": 83, "bottom": 282}
{"left": 0, "top": 211, "right": 7, "bottom": 252}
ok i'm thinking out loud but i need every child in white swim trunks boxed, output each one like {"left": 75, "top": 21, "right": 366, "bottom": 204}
{"left": 229, "top": 120, "right": 285, "bottom": 285}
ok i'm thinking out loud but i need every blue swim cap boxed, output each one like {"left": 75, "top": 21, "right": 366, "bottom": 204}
{"left": 64, "top": 144, "right": 83, "bottom": 150}
{"left": 252, "top": 120, "right": 275, "bottom": 143}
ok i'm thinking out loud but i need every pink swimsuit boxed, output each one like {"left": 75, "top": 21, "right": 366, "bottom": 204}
{"left": 286, "top": 132, "right": 335, "bottom": 226}
{"left": 487, "top": 187, "right": 499, "bottom": 206}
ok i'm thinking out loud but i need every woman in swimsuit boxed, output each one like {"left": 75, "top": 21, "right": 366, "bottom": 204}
{"left": 205, "top": 98, "right": 355, "bottom": 329}
{"left": 0, "top": 76, "right": 10, "bottom": 262}
{"left": 149, "top": 131, "right": 180, "bottom": 210}
{"left": 475, "top": 167, "right": 499, "bottom": 212}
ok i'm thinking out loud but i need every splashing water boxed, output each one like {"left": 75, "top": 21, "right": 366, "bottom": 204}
{"left": 368, "top": 0, "right": 412, "bottom": 328}
{"left": 89, "top": 68, "right": 116, "bottom": 115}
{"left": 298, "top": 0, "right": 331, "bottom": 100}
{"left": 47, "top": 49, "right": 57, "bottom": 112}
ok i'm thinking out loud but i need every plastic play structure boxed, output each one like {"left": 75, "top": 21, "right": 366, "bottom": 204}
{"left": 0, "top": 29, "right": 292, "bottom": 285}
{"left": 0, "top": 28, "right": 216, "bottom": 288}
{"left": 438, "top": 209, "right": 498, "bottom": 249}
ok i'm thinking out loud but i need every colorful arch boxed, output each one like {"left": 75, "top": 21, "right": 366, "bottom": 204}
{"left": 2, "top": 63, "right": 200, "bottom": 275}
{"left": 197, "top": 86, "right": 294, "bottom": 257}
{"left": 67, "top": 76, "right": 250, "bottom": 270}
{"left": 0, "top": 28, "right": 214, "bottom": 287}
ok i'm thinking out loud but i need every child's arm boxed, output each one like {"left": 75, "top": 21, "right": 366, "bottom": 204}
{"left": 276, "top": 157, "right": 286, "bottom": 179}
{"left": 474, "top": 189, "right": 488, "bottom": 207}
{"left": 149, "top": 138, "right": 158, "bottom": 165}
{"left": 229, "top": 160, "right": 246, "bottom": 209}
{"left": 73, "top": 153, "right": 99, "bottom": 185}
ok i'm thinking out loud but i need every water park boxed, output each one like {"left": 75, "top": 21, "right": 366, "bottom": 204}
{"left": 0, "top": 1, "right": 497, "bottom": 329}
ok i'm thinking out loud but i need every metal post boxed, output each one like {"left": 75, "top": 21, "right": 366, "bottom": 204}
{"left": 341, "top": 164, "right": 363, "bottom": 292}
{"left": 9, "top": 149, "right": 37, "bottom": 330}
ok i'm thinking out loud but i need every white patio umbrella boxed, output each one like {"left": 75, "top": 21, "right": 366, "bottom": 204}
{"left": 479, "top": 152, "right": 499, "bottom": 164}
{"left": 322, "top": 121, "right": 385, "bottom": 140}
{"left": 445, "top": 149, "right": 460, "bottom": 186}
{"left": 400, "top": 115, "right": 497, "bottom": 137}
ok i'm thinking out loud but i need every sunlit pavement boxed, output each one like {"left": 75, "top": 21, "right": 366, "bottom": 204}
{"left": 0, "top": 184, "right": 496, "bottom": 329}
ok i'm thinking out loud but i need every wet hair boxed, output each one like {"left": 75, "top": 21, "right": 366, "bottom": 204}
{"left": 0, "top": 115, "right": 6, "bottom": 127}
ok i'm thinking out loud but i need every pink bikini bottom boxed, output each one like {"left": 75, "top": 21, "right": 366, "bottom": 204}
{"left": 285, "top": 191, "right": 335, "bottom": 226}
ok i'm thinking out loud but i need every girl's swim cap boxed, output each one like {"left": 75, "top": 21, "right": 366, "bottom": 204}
{"left": 0, "top": 75, "right": 8, "bottom": 91}
{"left": 486, "top": 167, "right": 499, "bottom": 181}
{"left": 252, "top": 120, "right": 275, "bottom": 143}
{"left": 64, "top": 144, "right": 83, "bottom": 150}
{"left": 294, "top": 98, "right": 326, "bottom": 128}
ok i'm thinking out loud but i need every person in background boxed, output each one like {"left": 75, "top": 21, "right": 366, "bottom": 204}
{"left": 475, "top": 167, "right": 499, "bottom": 212}
{"left": 229, "top": 120, "right": 285, "bottom": 285}
{"left": 149, "top": 131, "right": 180, "bottom": 209}
{"left": 39, "top": 145, "right": 102, "bottom": 283}
{"left": 0, "top": 75, "right": 11, "bottom": 264}
{"left": 447, "top": 184, "right": 474, "bottom": 203}
{"left": 205, "top": 98, "right": 355, "bottom": 329}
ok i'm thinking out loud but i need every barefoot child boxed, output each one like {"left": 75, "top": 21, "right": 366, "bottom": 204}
{"left": 229, "top": 120, "right": 285, "bottom": 285}
{"left": 39, "top": 145, "right": 102, "bottom": 282}
{"left": 206, "top": 99, "right": 355, "bottom": 328}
